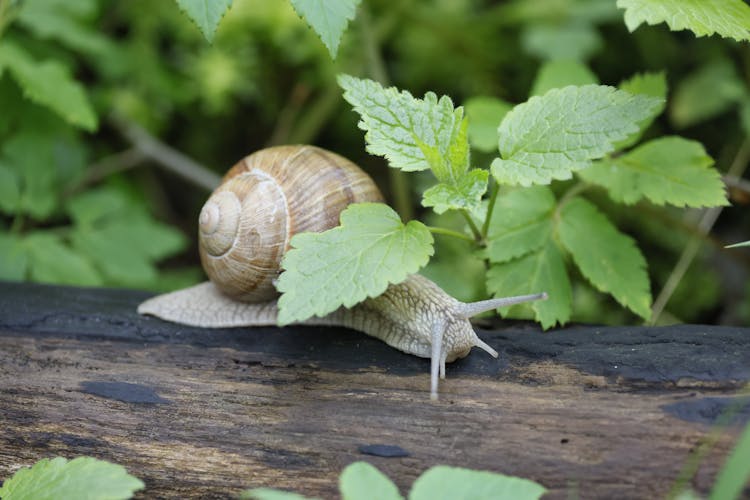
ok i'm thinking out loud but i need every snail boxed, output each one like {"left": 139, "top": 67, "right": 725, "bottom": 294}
{"left": 138, "top": 145, "right": 547, "bottom": 399}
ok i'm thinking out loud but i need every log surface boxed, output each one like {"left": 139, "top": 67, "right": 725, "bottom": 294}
{"left": 0, "top": 281, "right": 749, "bottom": 499}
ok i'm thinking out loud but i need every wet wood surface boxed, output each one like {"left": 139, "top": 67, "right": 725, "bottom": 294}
{"left": 1, "top": 281, "right": 749, "bottom": 499}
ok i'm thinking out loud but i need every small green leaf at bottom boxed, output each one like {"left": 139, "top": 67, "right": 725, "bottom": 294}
{"left": 557, "top": 197, "right": 651, "bottom": 319}
{"left": 340, "top": 462, "right": 403, "bottom": 500}
{"left": 0, "top": 456, "right": 144, "bottom": 500}
{"left": 277, "top": 203, "right": 434, "bottom": 325}
{"left": 409, "top": 466, "right": 546, "bottom": 500}
{"left": 487, "top": 241, "right": 571, "bottom": 329}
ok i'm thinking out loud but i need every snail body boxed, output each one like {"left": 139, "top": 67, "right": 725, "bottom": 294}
{"left": 138, "top": 145, "right": 547, "bottom": 398}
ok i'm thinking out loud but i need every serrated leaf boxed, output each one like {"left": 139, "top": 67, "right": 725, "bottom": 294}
{"left": 616, "top": 71, "right": 668, "bottom": 148}
{"left": 338, "top": 74, "right": 465, "bottom": 176}
{"left": 492, "top": 85, "right": 663, "bottom": 186}
{"left": 240, "top": 487, "right": 316, "bottom": 500}
{"left": 0, "top": 43, "right": 97, "bottom": 131}
{"left": 530, "top": 60, "right": 599, "bottom": 97}
{"left": 670, "top": 59, "right": 745, "bottom": 129}
{"left": 522, "top": 22, "right": 602, "bottom": 61}
{"left": 277, "top": 203, "right": 434, "bottom": 325}
{"left": 290, "top": 0, "right": 361, "bottom": 58}
{"left": 422, "top": 169, "right": 488, "bottom": 214}
{"left": 617, "top": 0, "right": 750, "bottom": 42}
{"left": 487, "top": 241, "right": 571, "bottom": 329}
{"left": 486, "top": 186, "right": 556, "bottom": 264}
{"left": 175, "top": 0, "right": 233, "bottom": 42}
{"left": 66, "top": 187, "right": 131, "bottom": 226}
{"left": 340, "top": 462, "right": 403, "bottom": 500}
{"left": 2, "top": 134, "right": 58, "bottom": 220}
{"left": 0, "top": 232, "right": 28, "bottom": 281}
{"left": 464, "top": 96, "right": 513, "bottom": 153}
{"left": 558, "top": 197, "right": 651, "bottom": 319}
{"left": 0, "top": 456, "right": 144, "bottom": 500}
{"left": 24, "top": 232, "right": 103, "bottom": 286}
{"left": 0, "top": 161, "right": 20, "bottom": 213}
{"left": 580, "top": 137, "right": 727, "bottom": 207}
{"left": 409, "top": 466, "right": 546, "bottom": 500}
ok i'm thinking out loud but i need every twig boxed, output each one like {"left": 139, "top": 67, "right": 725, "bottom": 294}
{"left": 427, "top": 225, "right": 475, "bottom": 243}
{"left": 67, "top": 148, "right": 147, "bottom": 196}
{"left": 651, "top": 138, "right": 750, "bottom": 324}
{"left": 110, "top": 115, "right": 221, "bottom": 191}
{"left": 723, "top": 174, "right": 750, "bottom": 196}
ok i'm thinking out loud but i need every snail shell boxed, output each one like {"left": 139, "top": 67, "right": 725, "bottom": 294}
{"left": 198, "top": 145, "right": 383, "bottom": 301}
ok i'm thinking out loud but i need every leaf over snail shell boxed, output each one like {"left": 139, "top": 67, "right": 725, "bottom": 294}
{"left": 137, "top": 145, "right": 548, "bottom": 399}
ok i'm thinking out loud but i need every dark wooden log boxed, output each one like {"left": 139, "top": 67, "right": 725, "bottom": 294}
{"left": 0, "top": 281, "right": 748, "bottom": 499}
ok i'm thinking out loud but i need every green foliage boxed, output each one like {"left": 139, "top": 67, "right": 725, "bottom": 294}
{"left": 580, "top": 137, "right": 728, "bottom": 207}
{"left": 174, "top": 0, "right": 233, "bottom": 42}
{"left": 243, "top": 462, "right": 546, "bottom": 500}
{"left": 491, "top": 85, "right": 663, "bottom": 186}
{"left": 529, "top": 59, "right": 599, "bottom": 97}
{"left": 521, "top": 22, "right": 602, "bottom": 61}
{"left": 0, "top": 42, "right": 97, "bottom": 130}
{"left": 709, "top": 420, "right": 750, "bottom": 500}
{"left": 464, "top": 96, "right": 512, "bottom": 153}
{"left": 617, "top": 0, "right": 750, "bottom": 42}
{"left": 276, "top": 203, "right": 434, "bottom": 325}
{"left": 410, "top": 466, "right": 547, "bottom": 500}
{"left": 670, "top": 59, "right": 746, "bottom": 129}
{"left": 290, "top": 0, "right": 361, "bottom": 58}
{"left": 339, "top": 462, "right": 402, "bottom": 500}
{"left": 0, "top": 456, "right": 144, "bottom": 500}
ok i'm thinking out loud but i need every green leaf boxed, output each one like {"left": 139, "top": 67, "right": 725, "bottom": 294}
{"left": 558, "top": 197, "right": 651, "bottom": 319}
{"left": 276, "top": 203, "right": 434, "bottom": 325}
{"left": 240, "top": 488, "right": 316, "bottom": 500}
{"left": 290, "top": 0, "right": 362, "bottom": 58}
{"left": 670, "top": 59, "right": 745, "bottom": 129}
{"left": 580, "top": 137, "right": 728, "bottom": 207}
{"left": 17, "top": 0, "right": 116, "bottom": 58}
{"left": 0, "top": 232, "right": 28, "bottom": 281}
{"left": 338, "top": 74, "right": 465, "bottom": 176}
{"left": 616, "top": 0, "right": 750, "bottom": 42}
{"left": 66, "top": 187, "right": 131, "bottom": 227}
{"left": 2, "top": 133, "right": 58, "bottom": 220}
{"left": 486, "top": 186, "right": 556, "bottom": 264}
{"left": 710, "top": 420, "right": 750, "bottom": 500}
{"left": 0, "top": 456, "right": 144, "bottom": 500}
{"left": 0, "top": 43, "right": 97, "bottom": 131}
{"left": 0, "top": 161, "right": 20, "bottom": 213}
{"left": 409, "top": 465, "right": 546, "bottom": 500}
{"left": 464, "top": 96, "right": 513, "bottom": 153}
{"left": 491, "top": 85, "right": 663, "bottom": 186}
{"left": 340, "top": 462, "right": 403, "bottom": 500}
{"left": 522, "top": 22, "right": 602, "bottom": 61}
{"left": 175, "top": 0, "right": 233, "bottom": 42}
{"left": 487, "top": 241, "right": 571, "bottom": 329}
{"left": 530, "top": 60, "right": 599, "bottom": 97}
{"left": 616, "top": 71, "right": 668, "bottom": 148}
{"left": 422, "top": 169, "right": 488, "bottom": 214}
{"left": 24, "top": 232, "right": 103, "bottom": 286}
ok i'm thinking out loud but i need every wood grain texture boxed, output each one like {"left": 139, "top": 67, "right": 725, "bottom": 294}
{"left": 1, "top": 281, "right": 749, "bottom": 499}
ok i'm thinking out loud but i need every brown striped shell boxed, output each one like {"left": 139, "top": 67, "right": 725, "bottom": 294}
{"left": 198, "top": 145, "right": 384, "bottom": 302}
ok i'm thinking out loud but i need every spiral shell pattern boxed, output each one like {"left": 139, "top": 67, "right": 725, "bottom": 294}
{"left": 199, "top": 145, "right": 383, "bottom": 302}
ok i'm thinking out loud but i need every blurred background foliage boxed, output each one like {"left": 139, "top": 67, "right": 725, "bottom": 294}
{"left": 0, "top": 0, "right": 748, "bottom": 326}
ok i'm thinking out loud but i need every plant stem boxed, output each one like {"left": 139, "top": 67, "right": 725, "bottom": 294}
{"left": 481, "top": 181, "right": 499, "bottom": 238}
{"left": 558, "top": 181, "right": 588, "bottom": 207}
{"left": 110, "top": 114, "right": 221, "bottom": 191}
{"left": 460, "top": 209, "right": 483, "bottom": 242}
{"left": 426, "top": 225, "right": 475, "bottom": 243}
{"left": 650, "top": 137, "right": 750, "bottom": 324}
{"left": 358, "top": 3, "right": 413, "bottom": 221}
